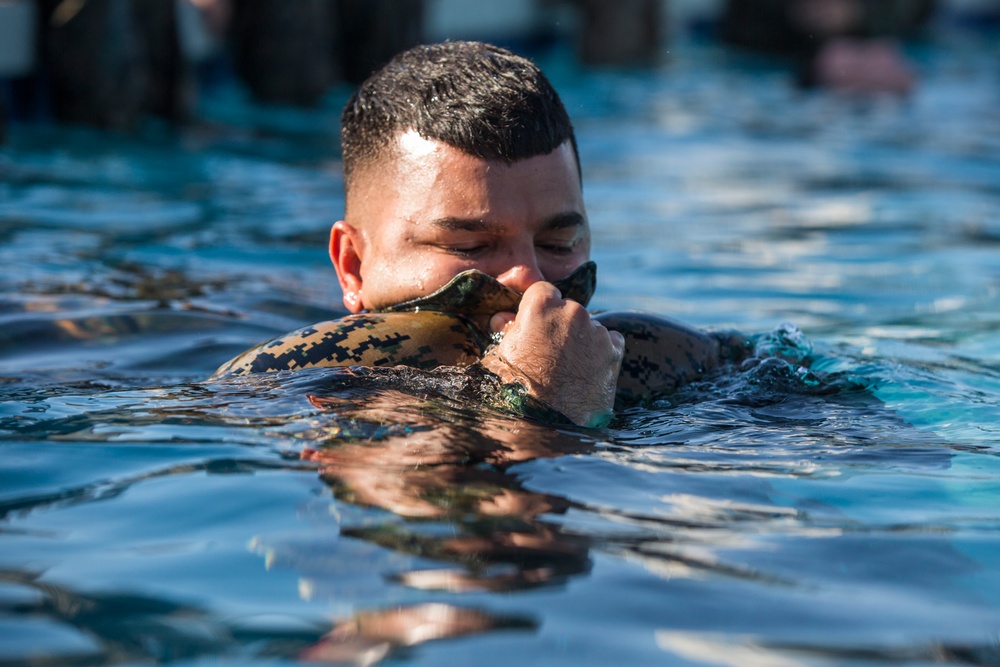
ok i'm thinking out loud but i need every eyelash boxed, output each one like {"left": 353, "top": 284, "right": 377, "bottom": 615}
{"left": 540, "top": 244, "right": 574, "bottom": 255}
{"left": 444, "top": 244, "right": 573, "bottom": 257}
{"left": 443, "top": 245, "right": 486, "bottom": 257}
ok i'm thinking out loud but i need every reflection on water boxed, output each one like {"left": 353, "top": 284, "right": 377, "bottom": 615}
{"left": 2, "top": 334, "right": 1000, "bottom": 664}
{"left": 302, "top": 381, "right": 595, "bottom": 589}
{"left": 2, "top": 36, "right": 1000, "bottom": 667}
{"left": 656, "top": 631, "right": 1000, "bottom": 667}
{"left": 300, "top": 603, "right": 536, "bottom": 664}
{"left": 1, "top": 569, "right": 534, "bottom": 665}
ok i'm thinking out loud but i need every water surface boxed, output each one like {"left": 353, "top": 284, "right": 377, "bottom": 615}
{"left": 2, "top": 36, "right": 999, "bottom": 666}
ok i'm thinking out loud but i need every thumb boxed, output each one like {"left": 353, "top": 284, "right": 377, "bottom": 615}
{"left": 609, "top": 330, "right": 625, "bottom": 359}
{"left": 490, "top": 311, "right": 517, "bottom": 335}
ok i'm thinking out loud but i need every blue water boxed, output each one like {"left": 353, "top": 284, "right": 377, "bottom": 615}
{"left": 2, "top": 35, "right": 999, "bottom": 666}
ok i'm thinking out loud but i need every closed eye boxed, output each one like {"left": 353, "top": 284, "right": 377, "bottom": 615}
{"left": 440, "top": 244, "right": 488, "bottom": 257}
{"left": 538, "top": 243, "right": 575, "bottom": 255}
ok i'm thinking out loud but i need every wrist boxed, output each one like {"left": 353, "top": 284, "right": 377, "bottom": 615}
{"left": 470, "top": 359, "right": 614, "bottom": 429}
{"left": 466, "top": 362, "right": 576, "bottom": 426}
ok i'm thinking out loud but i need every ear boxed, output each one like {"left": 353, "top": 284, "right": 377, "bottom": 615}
{"left": 330, "top": 220, "right": 365, "bottom": 313}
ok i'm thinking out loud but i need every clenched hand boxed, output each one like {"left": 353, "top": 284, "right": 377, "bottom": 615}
{"left": 481, "top": 282, "right": 624, "bottom": 427}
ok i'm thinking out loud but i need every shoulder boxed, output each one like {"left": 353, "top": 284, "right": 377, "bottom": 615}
{"left": 209, "top": 311, "right": 487, "bottom": 378}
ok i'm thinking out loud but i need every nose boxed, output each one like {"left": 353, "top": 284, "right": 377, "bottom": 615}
{"left": 496, "top": 259, "right": 546, "bottom": 295}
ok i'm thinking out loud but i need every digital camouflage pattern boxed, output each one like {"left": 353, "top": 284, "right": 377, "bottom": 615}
{"left": 211, "top": 262, "right": 596, "bottom": 378}
{"left": 211, "top": 260, "right": 749, "bottom": 410}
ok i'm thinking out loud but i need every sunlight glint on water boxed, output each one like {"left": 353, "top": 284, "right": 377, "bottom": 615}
{"left": 1, "top": 38, "right": 999, "bottom": 666}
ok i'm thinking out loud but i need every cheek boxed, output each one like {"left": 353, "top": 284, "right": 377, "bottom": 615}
{"left": 412, "top": 259, "right": 475, "bottom": 293}
{"left": 540, "top": 252, "right": 590, "bottom": 282}
{"left": 366, "top": 258, "right": 461, "bottom": 303}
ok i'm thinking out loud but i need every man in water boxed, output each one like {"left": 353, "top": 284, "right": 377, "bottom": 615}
{"left": 329, "top": 41, "right": 623, "bottom": 426}
{"left": 217, "top": 41, "right": 731, "bottom": 426}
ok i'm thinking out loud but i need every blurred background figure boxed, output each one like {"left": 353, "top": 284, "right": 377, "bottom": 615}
{"left": 36, "top": 0, "right": 144, "bottom": 129}
{"left": 228, "top": 0, "right": 425, "bottom": 101}
{"left": 1, "top": 0, "right": 229, "bottom": 130}
{"left": 556, "top": 0, "right": 666, "bottom": 67}
{"left": 0, "top": 0, "right": 39, "bottom": 141}
{"left": 335, "top": 0, "right": 424, "bottom": 84}
{"left": 720, "top": 0, "right": 937, "bottom": 94}
{"left": 35, "top": 0, "right": 194, "bottom": 128}
{"left": 1, "top": 0, "right": 678, "bottom": 136}
{"left": 11, "top": 0, "right": 997, "bottom": 137}
{"left": 228, "top": 0, "right": 337, "bottom": 106}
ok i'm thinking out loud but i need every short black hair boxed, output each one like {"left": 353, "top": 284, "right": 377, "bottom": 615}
{"left": 341, "top": 41, "right": 578, "bottom": 190}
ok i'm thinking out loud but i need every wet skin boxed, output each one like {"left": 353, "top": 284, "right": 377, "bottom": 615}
{"left": 329, "top": 133, "right": 624, "bottom": 425}
{"left": 331, "top": 132, "right": 592, "bottom": 311}
{"left": 214, "top": 136, "right": 743, "bottom": 421}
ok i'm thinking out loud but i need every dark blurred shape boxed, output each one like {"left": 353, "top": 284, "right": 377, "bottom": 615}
{"left": 34, "top": 0, "right": 207, "bottom": 128}
{"left": 545, "top": 0, "right": 665, "bottom": 67}
{"left": 229, "top": 0, "right": 336, "bottom": 106}
{"left": 134, "top": 0, "right": 196, "bottom": 121}
{"left": 572, "top": 0, "right": 664, "bottom": 67}
{"left": 4, "top": 0, "right": 426, "bottom": 129}
{"left": 720, "top": 0, "right": 936, "bottom": 94}
{"left": 721, "top": 0, "right": 936, "bottom": 53}
{"left": 227, "top": 0, "right": 424, "bottom": 104}
{"left": 37, "top": 0, "right": 147, "bottom": 129}
{"left": 334, "top": 0, "right": 424, "bottom": 85}
{"left": 0, "top": 0, "right": 37, "bottom": 140}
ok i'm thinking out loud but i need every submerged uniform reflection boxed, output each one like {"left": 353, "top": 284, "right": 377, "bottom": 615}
{"left": 296, "top": 374, "right": 598, "bottom": 661}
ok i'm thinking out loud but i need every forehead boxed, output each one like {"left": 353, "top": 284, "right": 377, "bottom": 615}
{"left": 347, "top": 131, "right": 582, "bottom": 211}
{"left": 396, "top": 130, "right": 446, "bottom": 160}
{"left": 391, "top": 131, "right": 494, "bottom": 197}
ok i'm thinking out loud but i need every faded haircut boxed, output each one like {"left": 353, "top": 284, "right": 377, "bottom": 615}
{"left": 340, "top": 40, "right": 579, "bottom": 193}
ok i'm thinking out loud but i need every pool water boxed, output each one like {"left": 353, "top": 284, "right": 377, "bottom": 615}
{"left": 2, "top": 35, "right": 1000, "bottom": 666}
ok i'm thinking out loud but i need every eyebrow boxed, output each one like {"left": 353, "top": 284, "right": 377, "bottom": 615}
{"left": 429, "top": 212, "right": 586, "bottom": 233}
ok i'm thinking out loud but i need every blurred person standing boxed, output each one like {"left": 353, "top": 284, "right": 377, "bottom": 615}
{"left": 567, "top": 0, "right": 665, "bottom": 67}
{"left": 721, "top": 0, "right": 937, "bottom": 94}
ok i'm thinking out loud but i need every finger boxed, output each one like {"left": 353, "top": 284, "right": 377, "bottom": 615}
{"left": 489, "top": 311, "right": 516, "bottom": 335}
{"left": 519, "top": 281, "right": 562, "bottom": 312}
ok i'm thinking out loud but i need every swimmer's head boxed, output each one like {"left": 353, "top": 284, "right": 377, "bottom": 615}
{"left": 340, "top": 40, "right": 579, "bottom": 199}
{"left": 331, "top": 41, "right": 589, "bottom": 314}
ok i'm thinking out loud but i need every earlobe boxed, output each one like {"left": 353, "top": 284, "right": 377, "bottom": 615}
{"left": 330, "top": 220, "right": 365, "bottom": 313}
